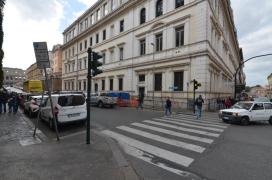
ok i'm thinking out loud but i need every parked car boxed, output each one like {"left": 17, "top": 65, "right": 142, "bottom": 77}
{"left": 90, "top": 92, "right": 117, "bottom": 108}
{"left": 39, "top": 94, "right": 86, "bottom": 129}
{"left": 24, "top": 95, "right": 48, "bottom": 118}
{"left": 219, "top": 101, "right": 272, "bottom": 125}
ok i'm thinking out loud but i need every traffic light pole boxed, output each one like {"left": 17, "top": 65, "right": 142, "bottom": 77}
{"left": 86, "top": 48, "right": 92, "bottom": 144}
{"left": 193, "top": 81, "right": 196, "bottom": 114}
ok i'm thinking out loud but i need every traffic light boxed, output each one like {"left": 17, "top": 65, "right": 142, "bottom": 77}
{"left": 91, "top": 51, "right": 103, "bottom": 77}
{"left": 193, "top": 79, "right": 201, "bottom": 90}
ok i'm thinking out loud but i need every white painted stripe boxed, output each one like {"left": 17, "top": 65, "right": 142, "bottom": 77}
{"left": 131, "top": 123, "right": 213, "bottom": 144}
{"left": 173, "top": 114, "right": 220, "bottom": 121}
{"left": 153, "top": 118, "right": 224, "bottom": 132}
{"left": 102, "top": 130, "right": 194, "bottom": 167}
{"left": 160, "top": 117, "right": 228, "bottom": 128}
{"left": 120, "top": 142, "right": 197, "bottom": 177}
{"left": 172, "top": 115, "right": 222, "bottom": 123}
{"left": 117, "top": 126, "right": 205, "bottom": 153}
{"left": 144, "top": 120, "right": 220, "bottom": 137}
{"left": 175, "top": 113, "right": 220, "bottom": 120}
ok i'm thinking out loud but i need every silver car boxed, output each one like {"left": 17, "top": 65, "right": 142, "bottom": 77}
{"left": 90, "top": 92, "right": 117, "bottom": 108}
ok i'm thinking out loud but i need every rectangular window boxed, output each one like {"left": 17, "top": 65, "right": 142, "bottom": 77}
{"left": 84, "top": 40, "right": 87, "bottom": 49}
{"left": 119, "top": 78, "right": 123, "bottom": 91}
{"left": 119, "top": 47, "right": 124, "bottom": 61}
{"left": 120, "top": 19, "right": 124, "bottom": 32}
{"left": 79, "top": 42, "right": 82, "bottom": 51}
{"left": 91, "top": 14, "right": 94, "bottom": 25}
{"left": 79, "top": 81, "right": 81, "bottom": 91}
{"left": 155, "top": 33, "right": 163, "bottom": 51}
{"left": 103, "top": 3, "right": 108, "bottom": 16}
{"left": 97, "top": 9, "right": 101, "bottom": 20}
{"left": 84, "top": 58, "right": 87, "bottom": 69}
{"left": 80, "top": 22, "right": 83, "bottom": 32}
{"left": 79, "top": 60, "right": 82, "bottom": 70}
{"left": 83, "top": 80, "right": 87, "bottom": 91}
{"left": 84, "top": 18, "right": 88, "bottom": 29}
{"left": 72, "top": 47, "right": 74, "bottom": 56}
{"left": 110, "top": 24, "right": 115, "bottom": 37}
{"left": 102, "top": 52, "right": 106, "bottom": 64}
{"left": 110, "top": 79, "right": 114, "bottom": 91}
{"left": 176, "top": 26, "right": 184, "bottom": 47}
{"left": 154, "top": 73, "right": 162, "bottom": 91}
{"left": 140, "top": 39, "right": 146, "bottom": 55}
{"left": 96, "top": 33, "right": 99, "bottom": 43}
{"left": 139, "top": 74, "right": 145, "bottom": 82}
{"left": 103, "top": 29, "right": 106, "bottom": 40}
{"left": 90, "top": 37, "right": 93, "bottom": 46}
{"left": 174, "top": 71, "right": 184, "bottom": 91}
{"left": 102, "top": 79, "right": 105, "bottom": 91}
{"left": 110, "top": 49, "right": 115, "bottom": 62}
{"left": 176, "top": 0, "right": 184, "bottom": 8}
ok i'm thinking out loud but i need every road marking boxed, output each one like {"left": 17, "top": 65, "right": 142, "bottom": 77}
{"left": 144, "top": 120, "right": 220, "bottom": 137}
{"left": 172, "top": 115, "right": 222, "bottom": 123}
{"left": 119, "top": 142, "right": 201, "bottom": 178}
{"left": 160, "top": 117, "right": 228, "bottom": 128}
{"left": 153, "top": 118, "right": 224, "bottom": 132}
{"left": 131, "top": 123, "right": 214, "bottom": 144}
{"left": 19, "top": 137, "right": 42, "bottom": 146}
{"left": 101, "top": 130, "right": 194, "bottom": 167}
{"left": 117, "top": 126, "right": 205, "bottom": 153}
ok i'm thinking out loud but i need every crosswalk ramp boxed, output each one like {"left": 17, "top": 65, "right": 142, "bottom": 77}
{"left": 101, "top": 114, "right": 228, "bottom": 176}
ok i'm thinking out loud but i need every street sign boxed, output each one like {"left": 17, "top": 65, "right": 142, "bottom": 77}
{"left": 33, "top": 42, "right": 50, "bottom": 69}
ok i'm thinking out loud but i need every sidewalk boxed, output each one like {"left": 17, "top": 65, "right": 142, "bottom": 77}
{"left": 0, "top": 112, "right": 139, "bottom": 180}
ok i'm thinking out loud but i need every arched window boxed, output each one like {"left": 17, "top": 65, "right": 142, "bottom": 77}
{"left": 156, "top": 0, "right": 163, "bottom": 17}
{"left": 140, "top": 8, "right": 146, "bottom": 24}
{"left": 175, "top": 0, "right": 184, "bottom": 8}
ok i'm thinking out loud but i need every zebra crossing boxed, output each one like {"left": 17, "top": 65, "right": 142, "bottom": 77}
{"left": 101, "top": 113, "right": 228, "bottom": 176}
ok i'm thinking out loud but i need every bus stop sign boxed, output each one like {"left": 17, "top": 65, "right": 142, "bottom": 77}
{"left": 33, "top": 42, "right": 50, "bottom": 69}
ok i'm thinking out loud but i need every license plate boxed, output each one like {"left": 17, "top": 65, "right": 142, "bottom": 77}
{"left": 223, "top": 117, "right": 229, "bottom": 120}
{"left": 68, "top": 113, "right": 80, "bottom": 118}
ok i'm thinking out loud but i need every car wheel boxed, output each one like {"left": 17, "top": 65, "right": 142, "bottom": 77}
{"left": 98, "top": 101, "right": 103, "bottom": 108}
{"left": 269, "top": 117, "right": 272, "bottom": 125}
{"left": 241, "top": 117, "right": 250, "bottom": 126}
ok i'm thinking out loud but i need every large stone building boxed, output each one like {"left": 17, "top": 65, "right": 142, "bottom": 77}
{"left": 3, "top": 67, "right": 26, "bottom": 87}
{"left": 26, "top": 63, "right": 44, "bottom": 81}
{"left": 267, "top": 73, "right": 272, "bottom": 99}
{"left": 62, "top": 0, "right": 243, "bottom": 109}
{"left": 51, "top": 44, "right": 63, "bottom": 91}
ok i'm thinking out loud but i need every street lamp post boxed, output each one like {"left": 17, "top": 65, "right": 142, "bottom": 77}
{"left": 234, "top": 53, "right": 272, "bottom": 99}
{"left": 151, "top": 42, "right": 155, "bottom": 110}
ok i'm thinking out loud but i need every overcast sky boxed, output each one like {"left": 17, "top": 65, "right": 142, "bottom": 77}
{"left": 2, "top": 0, "right": 272, "bottom": 86}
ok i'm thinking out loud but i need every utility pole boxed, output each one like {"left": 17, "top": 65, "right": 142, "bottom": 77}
{"left": 193, "top": 79, "right": 201, "bottom": 114}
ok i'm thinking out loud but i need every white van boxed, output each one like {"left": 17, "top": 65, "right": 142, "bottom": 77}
{"left": 39, "top": 94, "right": 86, "bottom": 129}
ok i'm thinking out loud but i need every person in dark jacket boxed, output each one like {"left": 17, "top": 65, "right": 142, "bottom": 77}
{"left": 137, "top": 92, "right": 144, "bottom": 110}
{"left": 165, "top": 97, "right": 172, "bottom": 116}
{"left": 0, "top": 90, "right": 4, "bottom": 113}
{"left": 195, "top": 95, "right": 204, "bottom": 120}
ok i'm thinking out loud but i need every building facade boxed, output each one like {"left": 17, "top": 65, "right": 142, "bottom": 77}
{"left": 267, "top": 73, "right": 272, "bottom": 99}
{"left": 26, "top": 63, "right": 44, "bottom": 81}
{"left": 249, "top": 85, "right": 267, "bottom": 98}
{"left": 51, "top": 44, "right": 63, "bottom": 91}
{"left": 3, "top": 67, "right": 26, "bottom": 87}
{"left": 62, "top": 0, "right": 243, "bottom": 109}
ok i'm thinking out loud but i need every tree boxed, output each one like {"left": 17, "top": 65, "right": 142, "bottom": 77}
{"left": 0, "top": 0, "right": 5, "bottom": 88}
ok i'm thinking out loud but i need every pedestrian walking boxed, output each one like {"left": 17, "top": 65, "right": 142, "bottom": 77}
{"left": 195, "top": 95, "right": 204, "bottom": 120}
{"left": 165, "top": 97, "right": 172, "bottom": 116}
{"left": 0, "top": 90, "right": 4, "bottom": 114}
{"left": 224, "top": 97, "right": 232, "bottom": 109}
{"left": 12, "top": 93, "right": 20, "bottom": 114}
{"left": 137, "top": 92, "right": 144, "bottom": 110}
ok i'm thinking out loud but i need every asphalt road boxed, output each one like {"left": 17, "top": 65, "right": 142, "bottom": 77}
{"left": 24, "top": 107, "right": 272, "bottom": 180}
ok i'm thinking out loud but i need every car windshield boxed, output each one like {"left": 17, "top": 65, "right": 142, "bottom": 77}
{"left": 232, "top": 102, "right": 253, "bottom": 110}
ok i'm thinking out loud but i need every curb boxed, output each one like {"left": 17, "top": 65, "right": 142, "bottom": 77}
{"left": 94, "top": 130, "right": 141, "bottom": 180}
{"left": 18, "top": 109, "right": 48, "bottom": 142}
